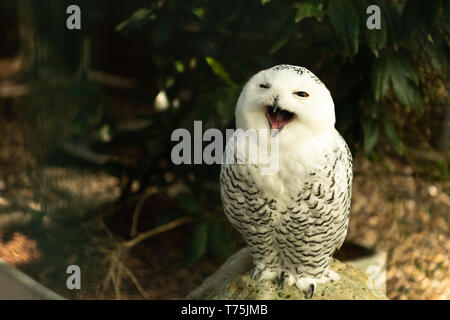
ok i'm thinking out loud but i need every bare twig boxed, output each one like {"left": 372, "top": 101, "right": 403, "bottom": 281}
{"left": 122, "top": 263, "right": 158, "bottom": 299}
{"left": 124, "top": 216, "right": 193, "bottom": 248}
{"left": 95, "top": 216, "right": 192, "bottom": 299}
{"left": 130, "top": 188, "right": 158, "bottom": 237}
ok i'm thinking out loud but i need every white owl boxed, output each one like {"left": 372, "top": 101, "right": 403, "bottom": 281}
{"left": 220, "top": 65, "right": 352, "bottom": 298}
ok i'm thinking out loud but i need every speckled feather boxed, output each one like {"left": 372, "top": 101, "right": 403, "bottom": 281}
{"left": 220, "top": 65, "right": 353, "bottom": 295}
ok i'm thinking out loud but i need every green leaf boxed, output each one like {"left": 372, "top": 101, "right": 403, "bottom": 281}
{"left": 362, "top": 119, "right": 379, "bottom": 155}
{"left": 383, "top": 52, "right": 419, "bottom": 84}
{"left": 269, "top": 16, "right": 296, "bottom": 54}
{"left": 192, "top": 7, "right": 205, "bottom": 19}
{"left": 178, "top": 195, "right": 202, "bottom": 215}
{"left": 371, "top": 55, "right": 389, "bottom": 102}
{"left": 391, "top": 75, "right": 423, "bottom": 110}
{"left": 205, "top": 57, "right": 236, "bottom": 87}
{"left": 295, "top": 2, "right": 324, "bottom": 23}
{"left": 116, "top": 8, "right": 152, "bottom": 34}
{"left": 327, "top": 0, "right": 360, "bottom": 56}
{"left": 384, "top": 52, "right": 423, "bottom": 109}
{"left": 365, "top": 20, "right": 387, "bottom": 57}
{"left": 365, "top": 30, "right": 387, "bottom": 58}
{"left": 399, "top": 60, "right": 419, "bottom": 85}
{"left": 209, "top": 224, "right": 232, "bottom": 260}
{"left": 424, "top": 37, "right": 449, "bottom": 74}
{"left": 173, "top": 60, "right": 185, "bottom": 73}
{"left": 399, "top": 59, "right": 420, "bottom": 86}
{"left": 372, "top": 51, "right": 422, "bottom": 107}
{"left": 186, "top": 223, "right": 209, "bottom": 262}
{"left": 384, "top": 120, "right": 403, "bottom": 155}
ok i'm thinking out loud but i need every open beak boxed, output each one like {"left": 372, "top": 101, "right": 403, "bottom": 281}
{"left": 265, "top": 98, "right": 294, "bottom": 135}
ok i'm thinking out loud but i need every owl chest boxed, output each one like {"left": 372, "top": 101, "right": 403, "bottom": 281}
{"left": 239, "top": 163, "right": 343, "bottom": 224}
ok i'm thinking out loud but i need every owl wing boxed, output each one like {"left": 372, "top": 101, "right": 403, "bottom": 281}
{"left": 220, "top": 139, "right": 281, "bottom": 271}
{"left": 278, "top": 134, "right": 352, "bottom": 277}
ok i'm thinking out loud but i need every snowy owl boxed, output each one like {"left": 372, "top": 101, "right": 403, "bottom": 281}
{"left": 220, "top": 64, "right": 352, "bottom": 298}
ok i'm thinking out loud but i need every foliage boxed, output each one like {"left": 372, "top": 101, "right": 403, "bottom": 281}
{"left": 25, "top": 0, "right": 449, "bottom": 262}
{"left": 114, "top": 0, "right": 447, "bottom": 156}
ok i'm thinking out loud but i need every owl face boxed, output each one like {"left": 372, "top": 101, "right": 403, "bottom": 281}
{"left": 235, "top": 65, "right": 336, "bottom": 137}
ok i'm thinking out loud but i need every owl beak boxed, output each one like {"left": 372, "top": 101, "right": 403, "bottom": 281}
{"left": 265, "top": 102, "right": 295, "bottom": 134}
{"left": 272, "top": 96, "right": 279, "bottom": 112}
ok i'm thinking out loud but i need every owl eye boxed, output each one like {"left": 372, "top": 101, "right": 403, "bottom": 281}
{"left": 259, "top": 83, "right": 271, "bottom": 89}
{"left": 294, "top": 91, "right": 309, "bottom": 97}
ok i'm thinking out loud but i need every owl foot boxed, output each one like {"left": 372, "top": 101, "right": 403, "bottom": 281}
{"left": 296, "top": 277, "right": 318, "bottom": 299}
{"left": 323, "top": 269, "right": 340, "bottom": 282}
{"left": 277, "top": 271, "right": 287, "bottom": 289}
{"left": 304, "top": 284, "right": 316, "bottom": 299}
{"left": 251, "top": 264, "right": 278, "bottom": 281}
{"left": 251, "top": 266, "right": 263, "bottom": 281}
{"left": 294, "top": 269, "right": 340, "bottom": 298}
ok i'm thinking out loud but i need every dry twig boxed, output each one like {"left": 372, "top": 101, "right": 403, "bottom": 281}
{"left": 95, "top": 214, "right": 192, "bottom": 299}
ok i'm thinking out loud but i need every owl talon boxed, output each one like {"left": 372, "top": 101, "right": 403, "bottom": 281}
{"left": 304, "top": 283, "right": 315, "bottom": 299}
{"left": 278, "top": 271, "right": 286, "bottom": 289}
{"left": 251, "top": 266, "right": 265, "bottom": 281}
{"left": 251, "top": 268, "right": 261, "bottom": 281}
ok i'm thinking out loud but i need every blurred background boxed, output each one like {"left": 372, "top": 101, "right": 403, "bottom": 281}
{"left": 0, "top": 0, "right": 448, "bottom": 299}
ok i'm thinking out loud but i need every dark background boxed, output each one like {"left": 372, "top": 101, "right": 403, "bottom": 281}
{"left": 0, "top": 0, "right": 448, "bottom": 299}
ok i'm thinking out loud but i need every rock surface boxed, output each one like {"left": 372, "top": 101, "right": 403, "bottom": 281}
{"left": 0, "top": 258, "right": 63, "bottom": 299}
{"left": 186, "top": 248, "right": 388, "bottom": 300}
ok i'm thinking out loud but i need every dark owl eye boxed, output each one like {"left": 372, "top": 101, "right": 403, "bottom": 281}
{"left": 259, "top": 83, "right": 270, "bottom": 89}
{"left": 294, "top": 91, "right": 309, "bottom": 97}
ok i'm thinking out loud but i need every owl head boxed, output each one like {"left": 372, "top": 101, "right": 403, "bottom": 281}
{"left": 235, "top": 65, "right": 336, "bottom": 140}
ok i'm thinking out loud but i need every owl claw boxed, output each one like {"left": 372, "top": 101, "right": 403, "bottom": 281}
{"left": 251, "top": 265, "right": 266, "bottom": 281}
{"left": 278, "top": 271, "right": 286, "bottom": 289}
{"left": 251, "top": 268, "right": 261, "bottom": 281}
{"left": 304, "top": 283, "right": 315, "bottom": 299}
